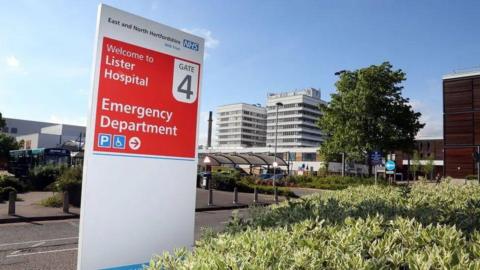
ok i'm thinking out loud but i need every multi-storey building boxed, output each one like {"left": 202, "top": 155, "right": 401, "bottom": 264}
{"left": 266, "top": 88, "right": 326, "bottom": 148}
{"left": 443, "top": 70, "right": 480, "bottom": 178}
{"left": 216, "top": 103, "right": 267, "bottom": 147}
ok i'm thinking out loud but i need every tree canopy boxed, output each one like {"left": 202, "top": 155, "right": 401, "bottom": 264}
{"left": 319, "top": 62, "right": 424, "bottom": 162}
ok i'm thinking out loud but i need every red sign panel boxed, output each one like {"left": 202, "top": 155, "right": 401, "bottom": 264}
{"left": 93, "top": 37, "right": 200, "bottom": 158}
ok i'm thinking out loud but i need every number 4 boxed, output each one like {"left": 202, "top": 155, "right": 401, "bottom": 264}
{"left": 177, "top": 75, "right": 193, "bottom": 99}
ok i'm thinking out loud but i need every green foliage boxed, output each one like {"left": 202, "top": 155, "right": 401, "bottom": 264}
{"left": 411, "top": 150, "right": 420, "bottom": 180}
{"left": 148, "top": 183, "right": 480, "bottom": 269}
{"left": 28, "top": 164, "right": 66, "bottom": 191}
{"left": 211, "top": 172, "right": 297, "bottom": 198}
{"left": 40, "top": 193, "right": 63, "bottom": 208}
{"left": 319, "top": 62, "right": 424, "bottom": 161}
{"left": 422, "top": 156, "right": 435, "bottom": 180}
{"left": 53, "top": 166, "right": 82, "bottom": 206}
{"left": 466, "top": 175, "right": 478, "bottom": 180}
{"left": 0, "top": 133, "right": 22, "bottom": 163}
{"left": 0, "top": 175, "right": 25, "bottom": 192}
{"left": 286, "top": 175, "right": 384, "bottom": 190}
{"left": 0, "top": 112, "right": 5, "bottom": 128}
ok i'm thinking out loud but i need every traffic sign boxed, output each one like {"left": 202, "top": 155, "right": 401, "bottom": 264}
{"left": 370, "top": 151, "right": 382, "bottom": 165}
{"left": 385, "top": 160, "right": 396, "bottom": 171}
{"left": 78, "top": 5, "right": 204, "bottom": 270}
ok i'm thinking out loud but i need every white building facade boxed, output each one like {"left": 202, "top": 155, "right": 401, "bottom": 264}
{"left": 216, "top": 103, "right": 267, "bottom": 147}
{"left": 266, "top": 88, "right": 326, "bottom": 148}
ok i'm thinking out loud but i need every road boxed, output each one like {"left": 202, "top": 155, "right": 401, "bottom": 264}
{"left": 0, "top": 209, "right": 247, "bottom": 270}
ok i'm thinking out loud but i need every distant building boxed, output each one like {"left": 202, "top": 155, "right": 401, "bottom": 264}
{"left": 443, "top": 70, "right": 480, "bottom": 178}
{"left": 1, "top": 118, "right": 86, "bottom": 150}
{"left": 395, "top": 137, "right": 444, "bottom": 178}
{"left": 266, "top": 88, "right": 326, "bottom": 148}
{"left": 216, "top": 103, "right": 267, "bottom": 147}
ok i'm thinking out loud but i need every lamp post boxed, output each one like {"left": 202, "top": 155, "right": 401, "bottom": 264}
{"left": 273, "top": 102, "right": 283, "bottom": 189}
{"left": 203, "top": 156, "right": 213, "bottom": 205}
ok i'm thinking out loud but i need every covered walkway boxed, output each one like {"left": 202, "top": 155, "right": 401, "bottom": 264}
{"left": 198, "top": 152, "right": 289, "bottom": 174}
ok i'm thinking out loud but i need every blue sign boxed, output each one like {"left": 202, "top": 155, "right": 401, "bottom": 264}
{"left": 385, "top": 160, "right": 396, "bottom": 171}
{"left": 370, "top": 151, "right": 382, "bottom": 165}
{"left": 112, "top": 135, "right": 126, "bottom": 149}
{"left": 98, "top": 134, "right": 112, "bottom": 148}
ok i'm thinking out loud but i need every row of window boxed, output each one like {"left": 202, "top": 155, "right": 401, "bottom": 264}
{"left": 219, "top": 110, "right": 266, "bottom": 118}
{"left": 266, "top": 130, "right": 322, "bottom": 137}
{"left": 267, "top": 124, "right": 321, "bottom": 130}
{"left": 266, "top": 103, "right": 319, "bottom": 111}
{"left": 267, "top": 110, "right": 320, "bottom": 118}
{"left": 1, "top": 127, "right": 18, "bottom": 134}
{"left": 267, "top": 117, "right": 318, "bottom": 124}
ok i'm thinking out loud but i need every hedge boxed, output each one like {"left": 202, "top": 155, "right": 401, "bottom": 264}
{"left": 147, "top": 182, "right": 480, "bottom": 269}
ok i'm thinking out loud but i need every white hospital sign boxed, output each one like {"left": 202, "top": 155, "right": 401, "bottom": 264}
{"left": 77, "top": 4, "right": 204, "bottom": 269}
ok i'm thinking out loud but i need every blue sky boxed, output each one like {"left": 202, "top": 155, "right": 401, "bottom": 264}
{"left": 1, "top": 0, "right": 479, "bottom": 144}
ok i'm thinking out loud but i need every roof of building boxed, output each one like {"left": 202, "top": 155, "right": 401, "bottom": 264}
{"left": 443, "top": 68, "right": 480, "bottom": 80}
{"left": 199, "top": 152, "right": 288, "bottom": 167}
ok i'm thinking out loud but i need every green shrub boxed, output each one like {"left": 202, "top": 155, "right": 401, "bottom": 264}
{"left": 466, "top": 174, "right": 477, "bottom": 180}
{"left": 147, "top": 183, "right": 480, "bottom": 269}
{"left": 287, "top": 175, "right": 383, "bottom": 190}
{"left": 0, "top": 175, "right": 25, "bottom": 192}
{"left": 40, "top": 193, "right": 63, "bottom": 208}
{"left": 53, "top": 166, "right": 82, "bottom": 207}
{"left": 28, "top": 164, "right": 66, "bottom": 191}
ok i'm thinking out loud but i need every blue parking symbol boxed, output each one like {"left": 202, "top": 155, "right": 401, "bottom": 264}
{"left": 98, "top": 134, "right": 112, "bottom": 148}
{"left": 113, "top": 135, "right": 126, "bottom": 149}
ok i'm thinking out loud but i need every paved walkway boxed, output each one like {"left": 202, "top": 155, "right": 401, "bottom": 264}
{"left": 0, "top": 192, "right": 80, "bottom": 223}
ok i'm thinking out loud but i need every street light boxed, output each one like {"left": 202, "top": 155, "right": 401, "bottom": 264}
{"left": 273, "top": 102, "right": 283, "bottom": 189}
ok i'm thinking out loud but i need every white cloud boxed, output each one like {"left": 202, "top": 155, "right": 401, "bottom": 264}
{"left": 182, "top": 28, "right": 219, "bottom": 58}
{"left": 5, "top": 55, "right": 20, "bottom": 68}
{"left": 409, "top": 99, "right": 443, "bottom": 138}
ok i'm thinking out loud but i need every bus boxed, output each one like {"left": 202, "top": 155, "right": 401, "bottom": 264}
{"left": 8, "top": 148, "right": 71, "bottom": 177}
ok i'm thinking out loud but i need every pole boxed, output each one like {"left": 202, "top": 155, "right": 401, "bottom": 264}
{"left": 341, "top": 152, "right": 345, "bottom": 177}
{"left": 63, "top": 191, "right": 70, "bottom": 213}
{"left": 477, "top": 145, "right": 480, "bottom": 184}
{"left": 8, "top": 191, "right": 16, "bottom": 215}
{"left": 207, "top": 111, "right": 213, "bottom": 148}
{"left": 233, "top": 187, "right": 238, "bottom": 204}
{"left": 273, "top": 104, "right": 279, "bottom": 188}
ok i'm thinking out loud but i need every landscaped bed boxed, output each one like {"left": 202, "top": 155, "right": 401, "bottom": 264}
{"left": 147, "top": 182, "right": 480, "bottom": 269}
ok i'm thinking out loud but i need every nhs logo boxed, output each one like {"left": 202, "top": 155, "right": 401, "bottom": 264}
{"left": 183, "top": 39, "right": 199, "bottom": 51}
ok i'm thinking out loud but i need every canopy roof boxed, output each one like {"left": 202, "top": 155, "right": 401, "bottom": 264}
{"left": 199, "top": 152, "right": 288, "bottom": 167}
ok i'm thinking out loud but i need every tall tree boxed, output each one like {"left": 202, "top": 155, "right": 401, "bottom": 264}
{"left": 0, "top": 112, "right": 5, "bottom": 129}
{"left": 319, "top": 62, "right": 424, "bottom": 162}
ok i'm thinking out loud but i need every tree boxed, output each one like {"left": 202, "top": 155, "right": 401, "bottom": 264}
{"left": 423, "top": 156, "right": 434, "bottom": 180}
{"left": 411, "top": 151, "right": 420, "bottom": 180}
{"left": 0, "top": 112, "right": 5, "bottom": 129}
{"left": 0, "top": 133, "right": 22, "bottom": 167}
{"left": 319, "top": 62, "right": 424, "bottom": 165}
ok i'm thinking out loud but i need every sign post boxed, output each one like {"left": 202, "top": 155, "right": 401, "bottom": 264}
{"left": 370, "top": 151, "right": 382, "bottom": 185}
{"left": 78, "top": 5, "right": 204, "bottom": 269}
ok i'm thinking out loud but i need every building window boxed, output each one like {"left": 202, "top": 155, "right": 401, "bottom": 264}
{"left": 2, "top": 127, "right": 8, "bottom": 133}
{"left": 10, "top": 127, "right": 17, "bottom": 134}
{"left": 302, "top": 153, "right": 316, "bottom": 161}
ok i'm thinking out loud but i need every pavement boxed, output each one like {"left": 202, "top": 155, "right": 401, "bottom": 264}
{"left": 0, "top": 187, "right": 317, "bottom": 224}
{"left": 0, "top": 209, "right": 248, "bottom": 270}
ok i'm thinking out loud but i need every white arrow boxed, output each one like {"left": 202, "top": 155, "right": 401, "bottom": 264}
{"left": 128, "top": 137, "right": 141, "bottom": 150}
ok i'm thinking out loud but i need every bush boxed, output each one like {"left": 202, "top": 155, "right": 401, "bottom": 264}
{"left": 466, "top": 174, "right": 477, "bottom": 180}
{"left": 287, "top": 175, "right": 382, "bottom": 190}
{"left": 147, "top": 183, "right": 480, "bottom": 269}
{"left": 28, "top": 164, "right": 66, "bottom": 191}
{"left": 40, "top": 193, "right": 63, "bottom": 208}
{"left": 0, "top": 175, "right": 25, "bottom": 192}
{"left": 53, "top": 166, "right": 82, "bottom": 207}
